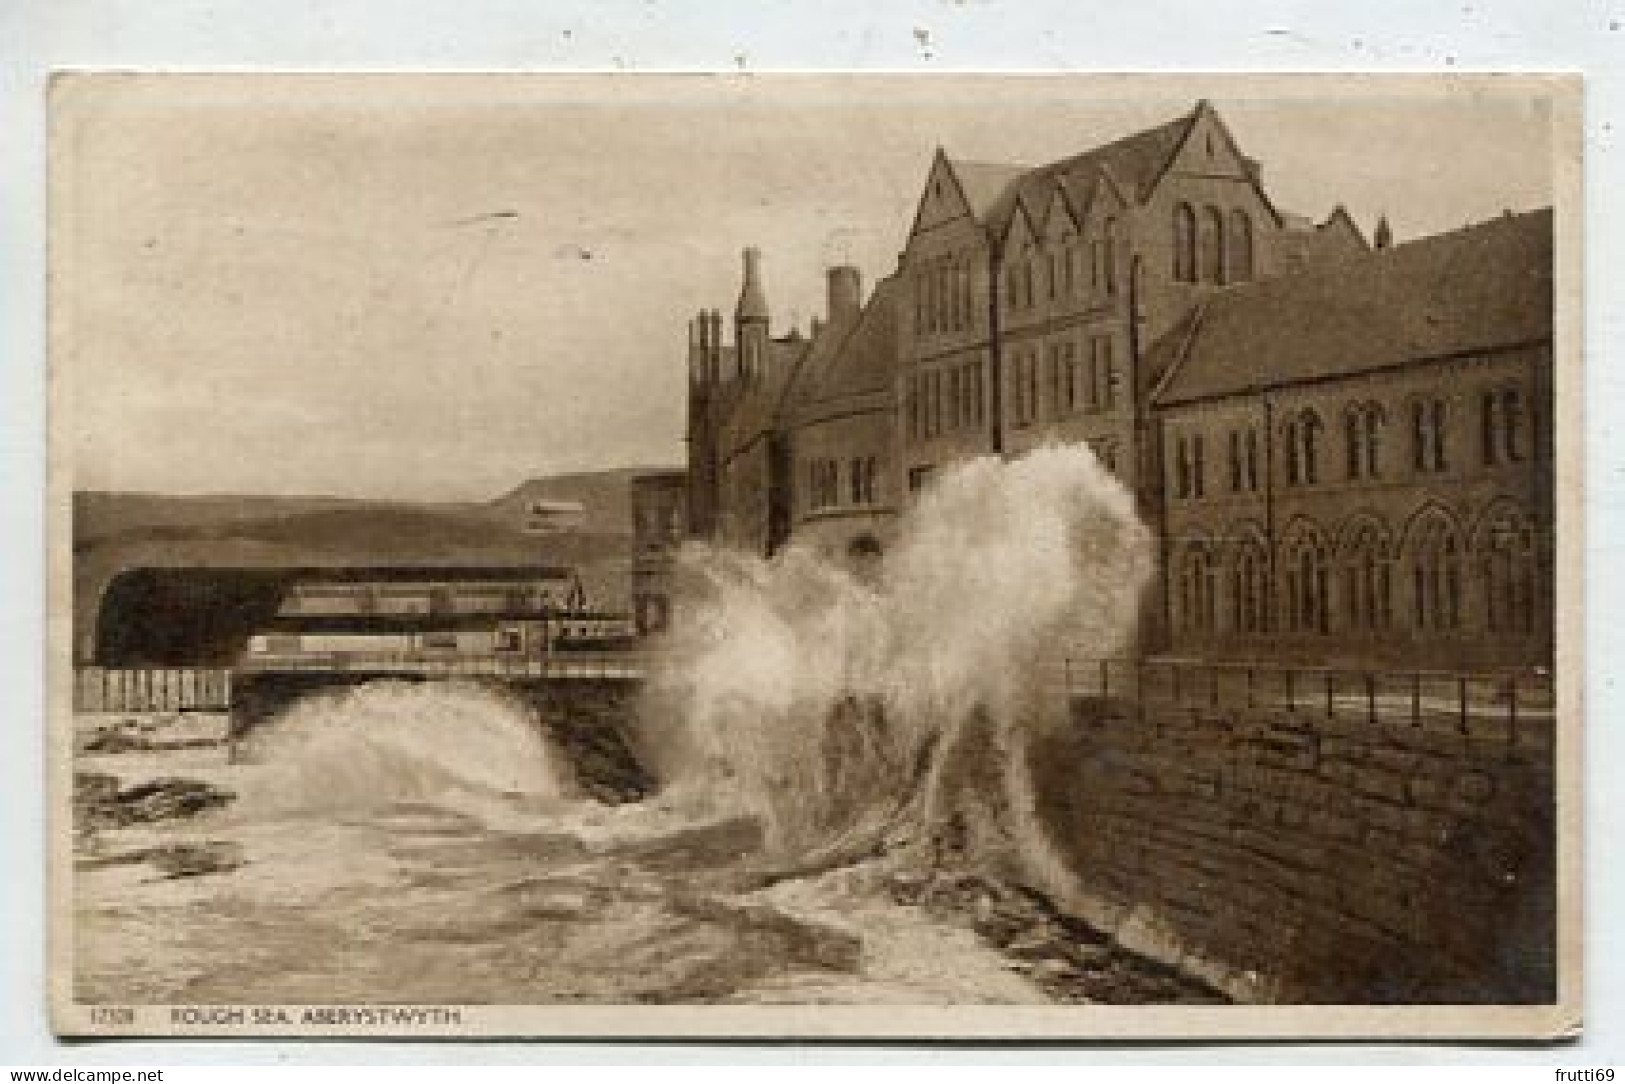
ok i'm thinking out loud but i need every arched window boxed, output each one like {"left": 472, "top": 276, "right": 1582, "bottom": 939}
{"left": 1344, "top": 401, "right": 1387, "bottom": 480}
{"left": 1173, "top": 203, "right": 1197, "bottom": 283}
{"left": 1340, "top": 521, "right": 1393, "bottom": 633}
{"left": 1481, "top": 508, "right": 1541, "bottom": 636}
{"left": 1411, "top": 397, "right": 1449, "bottom": 473}
{"left": 1178, "top": 542, "right": 1219, "bottom": 635}
{"left": 1199, "top": 206, "right": 1225, "bottom": 284}
{"left": 1281, "top": 526, "right": 1331, "bottom": 634}
{"left": 1409, "top": 512, "right": 1463, "bottom": 633}
{"left": 1227, "top": 428, "right": 1262, "bottom": 493}
{"left": 1481, "top": 384, "right": 1529, "bottom": 466}
{"left": 1284, "top": 408, "right": 1323, "bottom": 486}
{"left": 1227, "top": 209, "right": 1254, "bottom": 282}
{"left": 1230, "top": 538, "right": 1269, "bottom": 635}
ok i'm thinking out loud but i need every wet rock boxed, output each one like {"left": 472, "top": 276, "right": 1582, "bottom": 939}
{"left": 150, "top": 841, "right": 243, "bottom": 879}
{"left": 670, "top": 896, "right": 863, "bottom": 973}
{"left": 77, "top": 775, "right": 236, "bottom": 830}
{"left": 83, "top": 730, "right": 223, "bottom": 754}
{"left": 76, "top": 840, "right": 243, "bottom": 879}
{"left": 892, "top": 867, "right": 1231, "bottom": 1005}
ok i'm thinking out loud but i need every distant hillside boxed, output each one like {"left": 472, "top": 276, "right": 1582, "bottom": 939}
{"left": 71, "top": 465, "right": 681, "bottom": 627}
{"left": 487, "top": 466, "right": 680, "bottom": 536}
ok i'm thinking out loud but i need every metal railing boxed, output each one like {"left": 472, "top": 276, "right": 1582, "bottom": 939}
{"left": 1064, "top": 655, "right": 1554, "bottom": 737}
{"left": 74, "top": 667, "right": 233, "bottom": 713}
{"left": 233, "top": 650, "right": 648, "bottom": 681}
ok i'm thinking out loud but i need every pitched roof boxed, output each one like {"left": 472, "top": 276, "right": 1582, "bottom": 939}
{"left": 1151, "top": 208, "right": 1552, "bottom": 406}
{"left": 948, "top": 158, "right": 1031, "bottom": 220}
{"left": 978, "top": 108, "right": 1199, "bottom": 236}
{"left": 796, "top": 274, "right": 902, "bottom": 413}
{"left": 715, "top": 335, "right": 813, "bottom": 455}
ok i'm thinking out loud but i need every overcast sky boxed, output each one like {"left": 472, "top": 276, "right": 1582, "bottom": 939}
{"left": 58, "top": 74, "right": 1557, "bottom": 501}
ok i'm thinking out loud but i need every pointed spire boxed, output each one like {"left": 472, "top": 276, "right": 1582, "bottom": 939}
{"left": 736, "top": 247, "right": 769, "bottom": 326}
{"left": 1374, "top": 214, "right": 1393, "bottom": 250}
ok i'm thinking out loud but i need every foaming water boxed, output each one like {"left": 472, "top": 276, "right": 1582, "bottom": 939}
{"left": 654, "top": 443, "right": 1154, "bottom": 865}
{"left": 234, "top": 680, "right": 572, "bottom": 825}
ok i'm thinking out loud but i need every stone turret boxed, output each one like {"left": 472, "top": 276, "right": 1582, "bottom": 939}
{"left": 735, "top": 247, "right": 770, "bottom": 381}
{"left": 1374, "top": 215, "right": 1393, "bottom": 250}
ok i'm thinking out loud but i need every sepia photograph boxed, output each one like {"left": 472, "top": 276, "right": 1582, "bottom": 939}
{"left": 45, "top": 73, "right": 1579, "bottom": 1039}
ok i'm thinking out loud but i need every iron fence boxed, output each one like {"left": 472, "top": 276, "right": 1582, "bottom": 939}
{"left": 1064, "top": 655, "right": 1554, "bottom": 738}
{"left": 231, "top": 650, "right": 648, "bottom": 681}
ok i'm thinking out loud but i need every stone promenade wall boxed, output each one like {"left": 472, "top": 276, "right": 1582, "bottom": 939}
{"left": 1025, "top": 672, "right": 1557, "bottom": 1003}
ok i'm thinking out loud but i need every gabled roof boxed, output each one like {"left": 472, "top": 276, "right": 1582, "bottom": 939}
{"left": 1151, "top": 208, "right": 1552, "bottom": 407}
{"left": 979, "top": 107, "right": 1200, "bottom": 236}
{"left": 947, "top": 158, "right": 1030, "bottom": 221}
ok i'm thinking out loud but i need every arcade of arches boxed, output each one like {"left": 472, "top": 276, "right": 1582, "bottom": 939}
{"left": 1170, "top": 502, "right": 1551, "bottom": 665}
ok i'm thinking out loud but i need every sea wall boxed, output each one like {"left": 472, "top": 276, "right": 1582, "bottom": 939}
{"left": 1025, "top": 678, "right": 1556, "bottom": 1004}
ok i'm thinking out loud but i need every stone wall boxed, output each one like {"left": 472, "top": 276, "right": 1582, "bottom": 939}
{"left": 1025, "top": 679, "right": 1556, "bottom": 1003}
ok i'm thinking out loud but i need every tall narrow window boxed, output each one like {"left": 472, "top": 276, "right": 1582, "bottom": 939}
{"left": 1412, "top": 397, "right": 1449, "bottom": 473}
{"left": 1103, "top": 338, "right": 1119, "bottom": 408}
{"left": 1430, "top": 399, "right": 1448, "bottom": 470}
{"left": 1199, "top": 206, "right": 1224, "bottom": 283}
{"left": 1301, "top": 410, "right": 1321, "bottom": 484}
{"left": 1173, "top": 203, "right": 1197, "bottom": 283}
{"left": 1026, "top": 350, "right": 1040, "bottom": 424}
{"left": 1062, "top": 342, "right": 1077, "bottom": 413}
{"left": 1342, "top": 524, "right": 1392, "bottom": 633}
{"left": 1284, "top": 533, "right": 1330, "bottom": 635}
{"left": 1364, "top": 405, "right": 1383, "bottom": 477}
{"left": 1502, "top": 387, "right": 1525, "bottom": 462}
{"left": 1229, "top": 431, "right": 1242, "bottom": 492}
{"left": 1227, "top": 209, "right": 1254, "bottom": 282}
{"left": 1103, "top": 217, "right": 1119, "bottom": 295}
{"left": 1483, "top": 510, "right": 1539, "bottom": 636}
{"left": 1192, "top": 435, "right": 1206, "bottom": 498}
{"left": 1411, "top": 515, "right": 1463, "bottom": 632}
{"left": 1245, "top": 428, "right": 1259, "bottom": 491}
{"left": 1284, "top": 419, "right": 1301, "bottom": 486}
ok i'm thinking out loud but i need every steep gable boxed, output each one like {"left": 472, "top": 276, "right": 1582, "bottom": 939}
{"left": 1159, "top": 100, "right": 1254, "bottom": 182}
{"left": 1039, "top": 183, "right": 1080, "bottom": 241}
{"left": 910, "top": 149, "right": 981, "bottom": 235}
{"left": 1150, "top": 101, "right": 1284, "bottom": 228}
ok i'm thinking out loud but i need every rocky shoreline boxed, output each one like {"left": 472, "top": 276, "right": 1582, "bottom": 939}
{"left": 886, "top": 869, "right": 1229, "bottom": 1004}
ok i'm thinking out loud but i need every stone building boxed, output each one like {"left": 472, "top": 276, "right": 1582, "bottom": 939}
{"left": 893, "top": 100, "right": 1363, "bottom": 505}
{"left": 1151, "top": 208, "right": 1553, "bottom": 667}
{"left": 628, "top": 469, "right": 687, "bottom": 636}
{"left": 785, "top": 269, "right": 902, "bottom": 559}
{"left": 685, "top": 247, "right": 811, "bottom": 556}
{"left": 682, "top": 101, "right": 1554, "bottom": 672}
